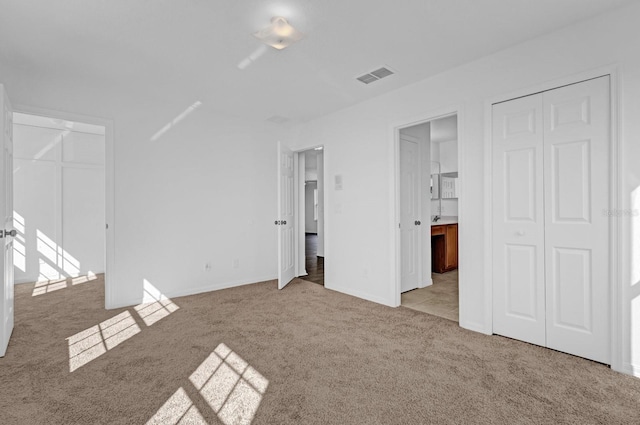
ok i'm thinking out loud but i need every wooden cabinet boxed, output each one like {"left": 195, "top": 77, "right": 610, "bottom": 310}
{"left": 431, "top": 223, "right": 458, "bottom": 273}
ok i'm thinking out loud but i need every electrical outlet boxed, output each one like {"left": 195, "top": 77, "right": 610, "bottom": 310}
{"left": 204, "top": 262, "right": 212, "bottom": 271}
{"left": 233, "top": 259, "right": 240, "bottom": 269}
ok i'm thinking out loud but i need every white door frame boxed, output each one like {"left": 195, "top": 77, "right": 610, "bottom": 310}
{"left": 292, "top": 145, "right": 325, "bottom": 282}
{"left": 483, "top": 65, "right": 622, "bottom": 373}
{"left": 391, "top": 105, "right": 463, "bottom": 307}
{"left": 13, "top": 104, "right": 116, "bottom": 310}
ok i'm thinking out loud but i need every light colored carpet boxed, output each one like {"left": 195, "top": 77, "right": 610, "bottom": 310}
{"left": 1, "top": 275, "right": 639, "bottom": 424}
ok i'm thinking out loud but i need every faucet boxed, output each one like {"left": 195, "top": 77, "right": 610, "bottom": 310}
{"left": 433, "top": 215, "right": 441, "bottom": 223}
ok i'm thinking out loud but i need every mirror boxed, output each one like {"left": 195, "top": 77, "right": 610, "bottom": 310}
{"left": 430, "top": 174, "right": 440, "bottom": 199}
{"left": 430, "top": 161, "right": 441, "bottom": 200}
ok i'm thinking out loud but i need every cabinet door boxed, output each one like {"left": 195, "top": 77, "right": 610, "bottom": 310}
{"left": 445, "top": 224, "right": 458, "bottom": 269}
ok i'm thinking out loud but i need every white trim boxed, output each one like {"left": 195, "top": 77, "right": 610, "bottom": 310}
{"left": 390, "top": 105, "right": 462, "bottom": 308}
{"left": 289, "top": 144, "right": 325, "bottom": 284}
{"left": 293, "top": 151, "right": 302, "bottom": 277}
{"left": 482, "top": 64, "right": 623, "bottom": 371}
{"left": 328, "top": 283, "right": 393, "bottom": 307}
{"left": 12, "top": 104, "right": 116, "bottom": 310}
{"left": 107, "top": 275, "right": 278, "bottom": 310}
{"left": 622, "top": 363, "right": 640, "bottom": 378}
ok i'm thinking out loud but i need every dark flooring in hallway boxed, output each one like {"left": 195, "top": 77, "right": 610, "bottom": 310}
{"left": 303, "top": 233, "right": 324, "bottom": 285}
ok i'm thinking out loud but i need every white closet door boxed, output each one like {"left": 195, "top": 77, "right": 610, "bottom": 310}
{"left": 543, "top": 76, "right": 610, "bottom": 363}
{"left": 492, "top": 94, "right": 546, "bottom": 346}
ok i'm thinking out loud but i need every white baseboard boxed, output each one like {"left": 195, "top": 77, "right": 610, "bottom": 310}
{"left": 460, "top": 319, "right": 492, "bottom": 335}
{"left": 619, "top": 362, "right": 640, "bottom": 378}
{"left": 326, "top": 283, "right": 394, "bottom": 307}
{"left": 106, "top": 275, "right": 278, "bottom": 310}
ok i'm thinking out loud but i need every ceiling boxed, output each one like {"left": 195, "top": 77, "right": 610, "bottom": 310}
{"left": 0, "top": 0, "right": 633, "bottom": 123}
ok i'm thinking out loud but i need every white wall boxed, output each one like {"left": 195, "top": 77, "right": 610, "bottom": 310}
{"left": 0, "top": 65, "right": 288, "bottom": 305}
{"left": 304, "top": 151, "right": 318, "bottom": 181}
{"left": 305, "top": 181, "right": 317, "bottom": 233}
{"left": 316, "top": 151, "right": 325, "bottom": 257}
{"left": 431, "top": 123, "right": 459, "bottom": 219}
{"left": 289, "top": 3, "right": 640, "bottom": 375}
{"left": 438, "top": 138, "right": 458, "bottom": 175}
{"left": 13, "top": 116, "right": 105, "bottom": 283}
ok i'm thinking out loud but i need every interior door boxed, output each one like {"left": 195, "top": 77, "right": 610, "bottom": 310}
{"left": 543, "top": 76, "right": 610, "bottom": 363}
{"left": 277, "top": 141, "right": 295, "bottom": 289}
{"left": 0, "top": 85, "right": 14, "bottom": 357}
{"left": 400, "top": 134, "right": 421, "bottom": 292}
{"left": 492, "top": 93, "right": 546, "bottom": 347}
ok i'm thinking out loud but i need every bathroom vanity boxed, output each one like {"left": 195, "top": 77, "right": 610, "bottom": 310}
{"left": 431, "top": 222, "right": 458, "bottom": 273}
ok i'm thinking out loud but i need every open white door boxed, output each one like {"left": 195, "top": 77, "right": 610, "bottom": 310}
{"left": 0, "top": 85, "right": 14, "bottom": 357}
{"left": 277, "top": 141, "right": 295, "bottom": 289}
{"left": 400, "top": 134, "right": 421, "bottom": 293}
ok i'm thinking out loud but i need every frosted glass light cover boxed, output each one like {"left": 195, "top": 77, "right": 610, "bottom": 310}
{"left": 253, "top": 17, "right": 304, "bottom": 50}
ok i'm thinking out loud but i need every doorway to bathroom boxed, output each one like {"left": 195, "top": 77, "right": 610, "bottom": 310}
{"left": 397, "top": 114, "right": 460, "bottom": 322}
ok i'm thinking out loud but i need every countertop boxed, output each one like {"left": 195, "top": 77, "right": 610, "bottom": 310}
{"left": 431, "top": 217, "right": 458, "bottom": 226}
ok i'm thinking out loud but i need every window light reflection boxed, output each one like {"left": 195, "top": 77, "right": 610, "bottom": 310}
{"left": 149, "top": 343, "right": 268, "bottom": 425}
{"left": 67, "top": 311, "right": 141, "bottom": 372}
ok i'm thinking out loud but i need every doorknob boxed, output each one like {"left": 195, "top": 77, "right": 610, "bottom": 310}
{"left": 516, "top": 230, "right": 525, "bottom": 236}
{"left": 1, "top": 229, "right": 16, "bottom": 238}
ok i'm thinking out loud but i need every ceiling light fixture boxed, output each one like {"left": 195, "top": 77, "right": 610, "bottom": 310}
{"left": 253, "top": 17, "right": 304, "bottom": 50}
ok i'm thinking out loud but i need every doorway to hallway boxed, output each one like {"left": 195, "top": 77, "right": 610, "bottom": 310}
{"left": 300, "top": 147, "right": 324, "bottom": 286}
{"left": 304, "top": 233, "right": 324, "bottom": 285}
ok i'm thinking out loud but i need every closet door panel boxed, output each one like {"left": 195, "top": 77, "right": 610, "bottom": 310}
{"left": 543, "top": 76, "right": 610, "bottom": 364}
{"left": 492, "top": 94, "right": 546, "bottom": 346}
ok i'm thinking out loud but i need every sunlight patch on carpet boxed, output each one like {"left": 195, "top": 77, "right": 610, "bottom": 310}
{"left": 134, "top": 279, "right": 180, "bottom": 326}
{"left": 32, "top": 273, "right": 97, "bottom": 296}
{"left": 72, "top": 271, "right": 97, "bottom": 285}
{"left": 146, "top": 387, "right": 207, "bottom": 425}
{"left": 32, "top": 278, "right": 67, "bottom": 296}
{"left": 191, "top": 343, "right": 269, "bottom": 425}
{"left": 148, "top": 343, "right": 269, "bottom": 425}
{"left": 67, "top": 311, "right": 141, "bottom": 372}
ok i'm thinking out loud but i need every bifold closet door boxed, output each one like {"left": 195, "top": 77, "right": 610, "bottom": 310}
{"left": 543, "top": 76, "right": 610, "bottom": 364}
{"left": 492, "top": 93, "right": 546, "bottom": 347}
{"left": 493, "top": 76, "right": 611, "bottom": 364}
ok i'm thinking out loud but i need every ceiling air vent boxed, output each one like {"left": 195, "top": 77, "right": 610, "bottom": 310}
{"left": 356, "top": 66, "right": 395, "bottom": 84}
